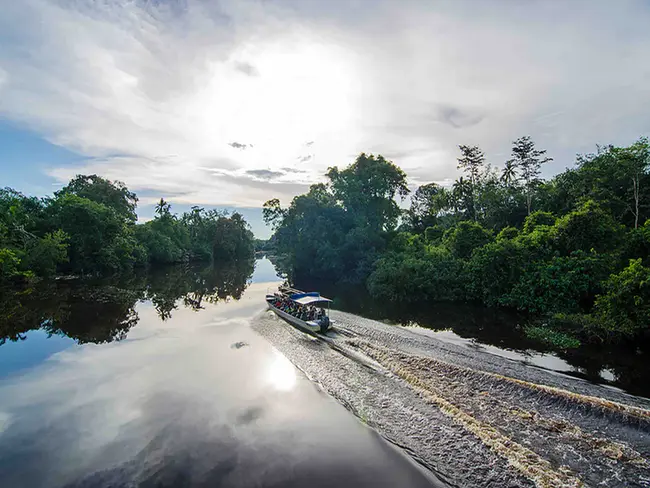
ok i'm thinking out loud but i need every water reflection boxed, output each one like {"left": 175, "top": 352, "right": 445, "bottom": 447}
{"left": 0, "top": 258, "right": 442, "bottom": 488}
{"left": 0, "top": 257, "right": 255, "bottom": 348}
{"left": 266, "top": 350, "right": 297, "bottom": 392}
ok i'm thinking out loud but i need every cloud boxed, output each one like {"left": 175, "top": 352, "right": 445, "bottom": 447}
{"left": 229, "top": 142, "right": 253, "bottom": 150}
{"left": 297, "top": 155, "right": 313, "bottom": 163}
{"left": 432, "top": 104, "right": 485, "bottom": 129}
{"left": 233, "top": 61, "right": 259, "bottom": 77}
{"left": 245, "top": 169, "right": 285, "bottom": 180}
{"left": 1, "top": 0, "right": 650, "bottom": 207}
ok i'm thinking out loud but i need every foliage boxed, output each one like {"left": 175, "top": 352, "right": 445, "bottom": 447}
{"left": 593, "top": 259, "right": 650, "bottom": 338}
{"left": 551, "top": 200, "right": 624, "bottom": 255}
{"left": 368, "top": 247, "right": 466, "bottom": 303}
{"left": 523, "top": 324, "right": 581, "bottom": 349}
{"left": 263, "top": 137, "right": 650, "bottom": 346}
{"left": 443, "top": 221, "right": 492, "bottom": 259}
{"left": 327, "top": 153, "right": 409, "bottom": 232}
{"left": 507, "top": 136, "right": 552, "bottom": 215}
{"left": 522, "top": 211, "right": 557, "bottom": 233}
{"left": 56, "top": 174, "right": 138, "bottom": 222}
{"left": 22, "top": 230, "right": 69, "bottom": 276}
{"left": 0, "top": 176, "right": 255, "bottom": 283}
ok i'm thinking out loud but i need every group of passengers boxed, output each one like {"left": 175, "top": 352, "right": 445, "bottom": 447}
{"left": 272, "top": 296, "right": 325, "bottom": 322}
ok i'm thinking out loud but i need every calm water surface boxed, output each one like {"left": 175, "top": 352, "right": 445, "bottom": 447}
{"left": 0, "top": 258, "right": 441, "bottom": 488}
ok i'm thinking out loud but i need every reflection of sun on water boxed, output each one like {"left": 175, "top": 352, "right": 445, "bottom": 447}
{"left": 267, "top": 352, "right": 297, "bottom": 392}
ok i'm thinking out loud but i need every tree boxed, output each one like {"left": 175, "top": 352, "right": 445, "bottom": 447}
{"left": 593, "top": 259, "right": 650, "bottom": 338}
{"left": 552, "top": 200, "right": 624, "bottom": 255}
{"left": 443, "top": 221, "right": 492, "bottom": 259}
{"left": 154, "top": 198, "right": 171, "bottom": 217}
{"left": 456, "top": 145, "right": 486, "bottom": 220}
{"left": 56, "top": 175, "right": 138, "bottom": 222}
{"left": 501, "top": 160, "right": 518, "bottom": 187}
{"left": 262, "top": 198, "right": 287, "bottom": 229}
{"left": 408, "top": 183, "right": 449, "bottom": 232}
{"left": 617, "top": 137, "right": 649, "bottom": 228}
{"left": 508, "top": 136, "right": 552, "bottom": 215}
{"left": 327, "top": 153, "right": 409, "bottom": 232}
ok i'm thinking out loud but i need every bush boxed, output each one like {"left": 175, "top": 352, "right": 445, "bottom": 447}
{"left": 523, "top": 324, "right": 581, "bottom": 349}
{"left": 593, "top": 259, "right": 650, "bottom": 338}
{"left": 500, "top": 251, "right": 609, "bottom": 314}
{"left": 368, "top": 247, "right": 466, "bottom": 303}
{"left": 22, "top": 230, "right": 69, "bottom": 276}
{"left": 552, "top": 200, "right": 624, "bottom": 254}
{"left": 496, "top": 226, "right": 519, "bottom": 241}
{"left": 467, "top": 239, "right": 528, "bottom": 305}
{"left": 443, "top": 221, "right": 492, "bottom": 259}
{"left": 523, "top": 211, "right": 557, "bottom": 234}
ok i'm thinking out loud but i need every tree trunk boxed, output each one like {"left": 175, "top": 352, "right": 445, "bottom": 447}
{"left": 633, "top": 175, "right": 640, "bottom": 229}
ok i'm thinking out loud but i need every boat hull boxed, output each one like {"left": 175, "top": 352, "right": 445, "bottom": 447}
{"left": 266, "top": 298, "right": 328, "bottom": 334}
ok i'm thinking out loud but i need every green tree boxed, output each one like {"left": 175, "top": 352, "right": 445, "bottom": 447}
{"left": 456, "top": 145, "right": 486, "bottom": 220}
{"left": 551, "top": 200, "right": 624, "bottom": 255}
{"left": 327, "top": 153, "right": 409, "bottom": 232}
{"left": 507, "top": 136, "right": 552, "bottom": 215}
{"left": 593, "top": 259, "right": 650, "bottom": 338}
{"left": 56, "top": 175, "right": 138, "bottom": 222}
{"left": 443, "top": 221, "right": 492, "bottom": 259}
{"left": 408, "top": 183, "right": 448, "bottom": 232}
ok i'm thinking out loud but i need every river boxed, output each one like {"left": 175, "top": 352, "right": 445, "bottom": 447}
{"left": 0, "top": 258, "right": 442, "bottom": 488}
{"left": 1, "top": 258, "right": 648, "bottom": 487}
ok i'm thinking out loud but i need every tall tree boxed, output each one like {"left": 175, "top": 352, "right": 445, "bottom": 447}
{"left": 408, "top": 183, "right": 449, "bottom": 232}
{"left": 326, "top": 153, "right": 409, "bottom": 232}
{"left": 618, "top": 137, "right": 650, "bottom": 228}
{"left": 456, "top": 145, "right": 486, "bottom": 220}
{"left": 500, "top": 160, "right": 518, "bottom": 187}
{"left": 56, "top": 175, "right": 138, "bottom": 222}
{"left": 507, "top": 136, "right": 552, "bottom": 215}
{"left": 154, "top": 198, "right": 171, "bottom": 217}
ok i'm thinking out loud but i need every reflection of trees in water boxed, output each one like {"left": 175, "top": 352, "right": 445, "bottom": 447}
{"left": 0, "top": 257, "right": 255, "bottom": 345}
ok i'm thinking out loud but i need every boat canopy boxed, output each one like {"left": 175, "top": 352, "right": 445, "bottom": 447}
{"left": 290, "top": 293, "right": 333, "bottom": 305}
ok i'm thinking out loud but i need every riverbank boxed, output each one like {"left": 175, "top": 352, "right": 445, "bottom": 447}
{"left": 253, "top": 309, "right": 650, "bottom": 488}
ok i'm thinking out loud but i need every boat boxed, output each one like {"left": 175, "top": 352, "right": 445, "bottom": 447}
{"left": 266, "top": 286, "right": 332, "bottom": 334}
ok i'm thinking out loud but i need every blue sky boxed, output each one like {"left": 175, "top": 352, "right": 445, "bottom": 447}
{"left": 1, "top": 0, "right": 649, "bottom": 239}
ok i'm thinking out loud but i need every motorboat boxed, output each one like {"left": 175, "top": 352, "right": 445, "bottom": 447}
{"left": 266, "top": 286, "right": 332, "bottom": 334}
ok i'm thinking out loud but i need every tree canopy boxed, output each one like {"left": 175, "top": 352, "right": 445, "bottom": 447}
{"left": 0, "top": 176, "right": 255, "bottom": 282}
{"left": 265, "top": 138, "right": 650, "bottom": 347}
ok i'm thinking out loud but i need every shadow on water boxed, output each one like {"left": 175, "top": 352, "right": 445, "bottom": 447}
{"left": 295, "top": 279, "right": 650, "bottom": 399}
{"left": 0, "top": 258, "right": 255, "bottom": 347}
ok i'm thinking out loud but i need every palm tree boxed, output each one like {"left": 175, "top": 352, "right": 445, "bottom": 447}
{"left": 155, "top": 198, "right": 171, "bottom": 217}
{"left": 501, "top": 160, "right": 518, "bottom": 186}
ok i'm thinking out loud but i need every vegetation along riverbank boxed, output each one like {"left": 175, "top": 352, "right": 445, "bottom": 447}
{"left": 262, "top": 136, "right": 650, "bottom": 354}
{"left": 0, "top": 174, "right": 255, "bottom": 285}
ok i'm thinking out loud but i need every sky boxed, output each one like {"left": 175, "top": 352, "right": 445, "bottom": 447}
{"left": 1, "top": 0, "right": 649, "bottom": 238}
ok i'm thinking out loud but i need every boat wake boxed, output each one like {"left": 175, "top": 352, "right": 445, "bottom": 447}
{"left": 252, "top": 309, "right": 650, "bottom": 488}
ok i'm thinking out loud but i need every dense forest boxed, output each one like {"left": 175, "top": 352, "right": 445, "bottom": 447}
{"left": 0, "top": 175, "right": 255, "bottom": 283}
{"left": 263, "top": 137, "right": 650, "bottom": 348}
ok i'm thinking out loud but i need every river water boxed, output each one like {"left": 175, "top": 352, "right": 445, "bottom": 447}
{"left": 296, "top": 279, "right": 650, "bottom": 399}
{"left": 2, "top": 258, "right": 649, "bottom": 488}
{"left": 0, "top": 258, "right": 442, "bottom": 488}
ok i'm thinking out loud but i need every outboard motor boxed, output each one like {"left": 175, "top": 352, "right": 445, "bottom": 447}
{"left": 319, "top": 315, "right": 330, "bottom": 334}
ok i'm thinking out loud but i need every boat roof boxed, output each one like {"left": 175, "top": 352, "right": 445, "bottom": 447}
{"left": 290, "top": 292, "right": 332, "bottom": 305}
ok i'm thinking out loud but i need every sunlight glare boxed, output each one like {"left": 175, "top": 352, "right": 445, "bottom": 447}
{"left": 267, "top": 351, "right": 297, "bottom": 392}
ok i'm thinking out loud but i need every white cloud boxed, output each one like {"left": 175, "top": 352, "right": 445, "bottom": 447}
{"left": 1, "top": 0, "right": 650, "bottom": 206}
